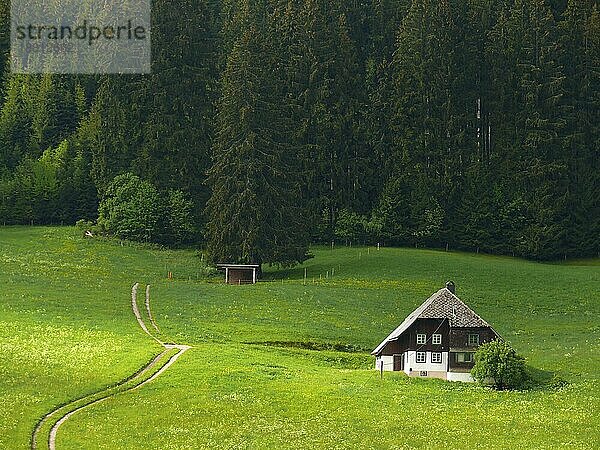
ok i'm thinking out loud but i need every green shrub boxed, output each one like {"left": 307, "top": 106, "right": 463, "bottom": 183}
{"left": 471, "top": 340, "right": 529, "bottom": 390}
{"left": 98, "top": 173, "right": 163, "bottom": 242}
{"left": 98, "top": 173, "right": 197, "bottom": 245}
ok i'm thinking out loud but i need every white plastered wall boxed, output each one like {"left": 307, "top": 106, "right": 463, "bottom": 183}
{"left": 404, "top": 351, "right": 448, "bottom": 375}
{"left": 447, "top": 372, "right": 474, "bottom": 382}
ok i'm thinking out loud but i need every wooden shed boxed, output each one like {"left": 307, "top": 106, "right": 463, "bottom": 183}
{"left": 216, "top": 264, "right": 260, "bottom": 285}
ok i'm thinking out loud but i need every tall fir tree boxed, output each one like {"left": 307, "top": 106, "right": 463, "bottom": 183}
{"left": 134, "top": 0, "right": 218, "bottom": 216}
{"left": 0, "top": 1, "right": 8, "bottom": 87}
{"left": 288, "top": 0, "right": 366, "bottom": 240}
{"left": 391, "top": 0, "right": 476, "bottom": 248}
{"left": 206, "top": 0, "right": 309, "bottom": 267}
{"left": 488, "top": 0, "right": 569, "bottom": 259}
{"left": 29, "top": 75, "right": 79, "bottom": 156}
{"left": 0, "top": 76, "right": 32, "bottom": 172}
{"left": 559, "top": 1, "right": 600, "bottom": 256}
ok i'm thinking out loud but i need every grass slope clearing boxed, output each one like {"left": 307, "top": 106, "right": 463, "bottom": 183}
{"left": 1, "top": 227, "right": 599, "bottom": 449}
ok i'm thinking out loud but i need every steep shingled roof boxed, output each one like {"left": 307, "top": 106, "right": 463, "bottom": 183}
{"left": 371, "top": 287, "right": 497, "bottom": 355}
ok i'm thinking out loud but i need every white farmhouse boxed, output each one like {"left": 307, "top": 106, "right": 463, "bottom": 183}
{"left": 372, "top": 282, "right": 500, "bottom": 382}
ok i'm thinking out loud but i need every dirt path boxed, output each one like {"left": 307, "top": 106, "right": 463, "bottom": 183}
{"left": 32, "top": 283, "right": 191, "bottom": 450}
{"left": 145, "top": 285, "right": 160, "bottom": 333}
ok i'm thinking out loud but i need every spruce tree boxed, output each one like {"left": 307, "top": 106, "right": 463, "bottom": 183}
{"left": 206, "top": 0, "right": 309, "bottom": 267}
{"left": 85, "top": 77, "right": 141, "bottom": 193}
{"left": 29, "top": 75, "right": 79, "bottom": 157}
{"left": 559, "top": 1, "right": 599, "bottom": 257}
{"left": 488, "top": 0, "right": 569, "bottom": 259}
{"left": 364, "top": 0, "right": 408, "bottom": 185}
{"left": 289, "top": 0, "right": 365, "bottom": 240}
{"left": 0, "top": 2, "right": 8, "bottom": 84}
{"left": 391, "top": 0, "right": 476, "bottom": 249}
{"left": 0, "top": 76, "right": 32, "bottom": 171}
{"left": 134, "top": 0, "right": 217, "bottom": 209}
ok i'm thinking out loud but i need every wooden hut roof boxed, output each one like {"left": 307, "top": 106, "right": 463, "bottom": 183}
{"left": 216, "top": 264, "right": 261, "bottom": 269}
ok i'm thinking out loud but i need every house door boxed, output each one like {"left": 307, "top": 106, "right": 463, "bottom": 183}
{"left": 393, "top": 354, "right": 404, "bottom": 371}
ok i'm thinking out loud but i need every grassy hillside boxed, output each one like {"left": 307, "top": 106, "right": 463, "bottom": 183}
{"left": 1, "top": 227, "right": 598, "bottom": 449}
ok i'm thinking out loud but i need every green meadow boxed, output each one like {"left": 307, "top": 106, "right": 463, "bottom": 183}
{"left": 1, "top": 227, "right": 599, "bottom": 449}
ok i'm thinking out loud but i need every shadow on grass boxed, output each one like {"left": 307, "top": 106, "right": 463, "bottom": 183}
{"left": 525, "top": 365, "right": 569, "bottom": 391}
{"left": 244, "top": 341, "right": 374, "bottom": 370}
{"left": 259, "top": 248, "right": 371, "bottom": 281}
{"left": 261, "top": 264, "right": 323, "bottom": 282}
{"left": 243, "top": 340, "right": 370, "bottom": 354}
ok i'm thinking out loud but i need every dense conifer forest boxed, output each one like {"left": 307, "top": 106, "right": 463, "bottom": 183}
{"left": 0, "top": 0, "right": 597, "bottom": 263}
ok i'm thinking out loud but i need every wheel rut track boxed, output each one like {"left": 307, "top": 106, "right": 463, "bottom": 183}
{"left": 31, "top": 283, "right": 191, "bottom": 450}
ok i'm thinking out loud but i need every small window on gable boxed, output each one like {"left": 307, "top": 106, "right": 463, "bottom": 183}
{"left": 432, "top": 334, "right": 442, "bottom": 345}
{"left": 416, "top": 334, "right": 426, "bottom": 344}
{"left": 432, "top": 352, "right": 442, "bottom": 364}
{"left": 416, "top": 352, "right": 426, "bottom": 363}
{"left": 468, "top": 334, "right": 480, "bottom": 346}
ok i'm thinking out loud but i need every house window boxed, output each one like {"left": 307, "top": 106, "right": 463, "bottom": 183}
{"left": 431, "top": 352, "right": 442, "bottom": 363}
{"left": 455, "top": 352, "right": 474, "bottom": 363}
{"left": 416, "top": 334, "right": 426, "bottom": 345}
{"left": 416, "top": 352, "right": 426, "bottom": 363}
{"left": 468, "top": 334, "right": 480, "bottom": 346}
{"left": 432, "top": 334, "right": 442, "bottom": 345}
